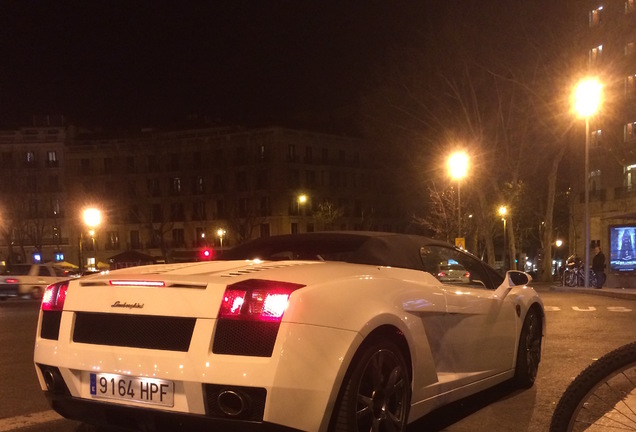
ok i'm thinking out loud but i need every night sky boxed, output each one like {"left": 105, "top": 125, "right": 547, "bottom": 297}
{"left": 0, "top": 1, "right": 571, "bottom": 131}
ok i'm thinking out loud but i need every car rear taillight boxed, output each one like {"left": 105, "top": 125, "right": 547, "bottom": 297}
{"left": 41, "top": 280, "right": 69, "bottom": 311}
{"left": 219, "top": 280, "right": 305, "bottom": 322}
{"left": 437, "top": 272, "right": 446, "bottom": 277}
{"left": 464, "top": 272, "right": 471, "bottom": 278}
{"left": 5, "top": 278, "right": 18, "bottom": 283}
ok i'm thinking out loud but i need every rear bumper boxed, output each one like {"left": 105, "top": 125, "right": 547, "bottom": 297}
{"left": 45, "top": 391, "right": 302, "bottom": 432}
{"left": 0, "top": 284, "right": 18, "bottom": 297}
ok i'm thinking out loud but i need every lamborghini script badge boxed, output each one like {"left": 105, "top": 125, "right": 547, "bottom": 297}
{"left": 111, "top": 301, "right": 145, "bottom": 309}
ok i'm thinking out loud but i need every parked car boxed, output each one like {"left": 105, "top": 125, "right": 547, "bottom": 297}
{"left": 0, "top": 263, "right": 68, "bottom": 299}
{"left": 34, "top": 232, "right": 544, "bottom": 432}
{"left": 437, "top": 262, "right": 471, "bottom": 283}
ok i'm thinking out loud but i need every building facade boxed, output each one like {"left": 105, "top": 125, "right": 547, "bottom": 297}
{"left": 572, "top": 0, "right": 636, "bottom": 287}
{"left": 0, "top": 124, "right": 404, "bottom": 269}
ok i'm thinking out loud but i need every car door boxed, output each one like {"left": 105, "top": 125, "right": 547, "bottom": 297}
{"left": 420, "top": 245, "right": 517, "bottom": 384}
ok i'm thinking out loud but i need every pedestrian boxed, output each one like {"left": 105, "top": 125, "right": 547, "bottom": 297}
{"left": 592, "top": 242, "right": 606, "bottom": 289}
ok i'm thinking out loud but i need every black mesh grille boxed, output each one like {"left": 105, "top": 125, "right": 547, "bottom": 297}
{"left": 73, "top": 312, "right": 196, "bottom": 351}
{"left": 204, "top": 384, "right": 267, "bottom": 421}
{"left": 212, "top": 320, "right": 280, "bottom": 357}
{"left": 40, "top": 311, "right": 62, "bottom": 340}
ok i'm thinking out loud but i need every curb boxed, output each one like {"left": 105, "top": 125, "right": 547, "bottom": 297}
{"left": 548, "top": 284, "right": 636, "bottom": 300}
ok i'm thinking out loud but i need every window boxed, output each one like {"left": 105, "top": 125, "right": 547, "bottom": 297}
{"left": 591, "top": 129, "right": 602, "bottom": 147}
{"left": 589, "top": 6, "right": 603, "bottom": 27}
{"left": 170, "top": 177, "right": 182, "bottom": 195}
{"left": 27, "top": 176, "right": 37, "bottom": 193}
{"left": 626, "top": 42, "right": 636, "bottom": 56}
{"left": 127, "top": 181, "right": 136, "bottom": 198}
{"left": 256, "top": 170, "right": 269, "bottom": 190}
{"left": 288, "top": 144, "right": 297, "bottom": 162}
{"left": 627, "top": 0, "right": 635, "bottom": 13}
{"left": 193, "top": 176, "right": 205, "bottom": 194}
{"left": 260, "top": 196, "right": 270, "bottom": 216}
{"left": 322, "top": 148, "right": 329, "bottom": 162}
{"left": 169, "top": 154, "right": 180, "bottom": 171}
{"left": 49, "top": 175, "right": 60, "bottom": 192}
{"left": 589, "top": 45, "right": 603, "bottom": 65}
{"left": 625, "top": 164, "right": 636, "bottom": 190}
{"left": 151, "top": 204, "right": 162, "bottom": 222}
{"left": 50, "top": 198, "right": 61, "bottom": 216}
{"left": 106, "top": 231, "right": 120, "bottom": 250}
{"left": 236, "top": 172, "right": 247, "bottom": 192}
{"left": 291, "top": 222, "right": 299, "bottom": 234}
{"left": 148, "top": 155, "right": 160, "bottom": 172}
{"left": 260, "top": 223, "right": 270, "bottom": 238}
{"left": 46, "top": 151, "right": 58, "bottom": 168}
{"left": 29, "top": 199, "right": 38, "bottom": 218}
{"left": 625, "top": 122, "right": 636, "bottom": 141}
{"left": 80, "top": 158, "right": 90, "bottom": 175}
{"left": 126, "top": 156, "right": 136, "bottom": 173}
{"left": 193, "top": 201, "right": 206, "bottom": 220}
{"left": 103, "top": 157, "right": 113, "bottom": 174}
{"left": 196, "top": 227, "right": 206, "bottom": 246}
{"left": 170, "top": 202, "right": 185, "bottom": 221}
{"left": 304, "top": 146, "right": 313, "bottom": 163}
{"left": 216, "top": 199, "right": 226, "bottom": 218}
{"left": 193, "top": 151, "right": 202, "bottom": 168}
{"left": 590, "top": 169, "right": 602, "bottom": 191}
{"left": 626, "top": 75, "right": 636, "bottom": 97}
{"left": 288, "top": 169, "right": 300, "bottom": 187}
{"left": 172, "top": 229, "right": 185, "bottom": 247}
{"left": 25, "top": 151, "right": 35, "bottom": 165}
{"left": 130, "top": 230, "right": 140, "bottom": 249}
{"left": 148, "top": 178, "right": 161, "bottom": 196}
{"left": 258, "top": 145, "right": 267, "bottom": 161}
{"left": 238, "top": 198, "right": 248, "bottom": 218}
{"left": 419, "top": 245, "right": 503, "bottom": 289}
{"left": 1, "top": 152, "right": 12, "bottom": 168}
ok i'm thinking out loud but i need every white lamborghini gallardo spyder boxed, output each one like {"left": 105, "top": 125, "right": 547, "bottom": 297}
{"left": 34, "top": 232, "right": 544, "bottom": 432}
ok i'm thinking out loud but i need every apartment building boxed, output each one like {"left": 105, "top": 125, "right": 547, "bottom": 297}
{"left": 572, "top": 1, "right": 636, "bottom": 287}
{"left": 0, "top": 124, "right": 403, "bottom": 268}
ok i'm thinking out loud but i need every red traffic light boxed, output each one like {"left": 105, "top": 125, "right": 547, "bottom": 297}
{"left": 201, "top": 248, "right": 213, "bottom": 260}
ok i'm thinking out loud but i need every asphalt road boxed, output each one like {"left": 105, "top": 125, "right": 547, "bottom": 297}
{"left": 1, "top": 286, "right": 635, "bottom": 432}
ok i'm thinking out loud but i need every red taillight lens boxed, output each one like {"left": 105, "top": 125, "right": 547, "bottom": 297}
{"left": 219, "top": 280, "right": 304, "bottom": 322}
{"left": 437, "top": 272, "right": 446, "bottom": 277}
{"left": 5, "top": 278, "right": 18, "bottom": 283}
{"left": 42, "top": 280, "right": 69, "bottom": 311}
{"left": 464, "top": 272, "right": 471, "bottom": 278}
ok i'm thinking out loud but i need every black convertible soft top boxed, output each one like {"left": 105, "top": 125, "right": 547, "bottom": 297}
{"left": 220, "top": 231, "right": 452, "bottom": 272}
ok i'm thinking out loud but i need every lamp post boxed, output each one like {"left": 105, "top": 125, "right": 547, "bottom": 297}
{"left": 297, "top": 194, "right": 308, "bottom": 215}
{"left": 574, "top": 78, "right": 602, "bottom": 289}
{"left": 499, "top": 206, "right": 507, "bottom": 270}
{"left": 80, "top": 208, "right": 102, "bottom": 271}
{"left": 448, "top": 152, "right": 468, "bottom": 241}
{"left": 217, "top": 228, "right": 226, "bottom": 248}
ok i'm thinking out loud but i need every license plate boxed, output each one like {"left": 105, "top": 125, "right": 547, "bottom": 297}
{"left": 90, "top": 373, "right": 174, "bottom": 407}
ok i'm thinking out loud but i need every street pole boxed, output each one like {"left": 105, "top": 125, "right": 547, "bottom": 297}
{"left": 503, "top": 217, "right": 507, "bottom": 270}
{"left": 584, "top": 118, "right": 590, "bottom": 289}
{"left": 457, "top": 180, "right": 461, "bottom": 240}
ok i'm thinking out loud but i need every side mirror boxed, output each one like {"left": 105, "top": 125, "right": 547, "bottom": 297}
{"left": 508, "top": 270, "right": 531, "bottom": 286}
{"left": 494, "top": 270, "right": 532, "bottom": 299}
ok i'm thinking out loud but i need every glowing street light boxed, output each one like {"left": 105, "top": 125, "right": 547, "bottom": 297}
{"left": 574, "top": 78, "right": 602, "bottom": 288}
{"left": 79, "top": 207, "right": 102, "bottom": 271}
{"left": 217, "top": 228, "right": 226, "bottom": 248}
{"left": 297, "top": 194, "right": 308, "bottom": 216}
{"left": 448, "top": 152, "right": 469, "bottom": 241}
{"left": 499, "top": 206, "right": 507, "bottom": 270}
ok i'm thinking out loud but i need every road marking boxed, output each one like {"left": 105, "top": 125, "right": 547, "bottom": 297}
{"left": 545, "top": 306, "right": 633, "bottom": 312}
{"left": 0, "top": 410, "right": 63, "bottom": 431}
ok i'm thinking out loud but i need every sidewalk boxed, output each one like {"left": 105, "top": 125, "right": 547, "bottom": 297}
{"left": 535, "top": 281, "right": 636, "bottom": 300}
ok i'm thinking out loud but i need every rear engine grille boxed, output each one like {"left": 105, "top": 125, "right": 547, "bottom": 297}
{"left": 212, "top": 320, "right": 280, "bottom": 357}
{"left": 40, "top": 311, "right": 62, "bottom": 340}
{"left": 73, "top": 312, "right": 196, "bottom": 351}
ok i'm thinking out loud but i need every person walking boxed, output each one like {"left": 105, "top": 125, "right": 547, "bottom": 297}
{"left": 592, "top": 242, "right": 606, "bottom": 289}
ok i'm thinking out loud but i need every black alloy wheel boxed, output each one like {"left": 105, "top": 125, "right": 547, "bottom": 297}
{"left": 332, "top": 339, "right": 411, "bottom": 432}
{"left": 514, "top": 307, "right": 542, "bottom": 388}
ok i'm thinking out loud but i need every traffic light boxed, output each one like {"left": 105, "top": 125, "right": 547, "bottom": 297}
{"left": 201, "top": 248, "right": 213, "bottom": 261}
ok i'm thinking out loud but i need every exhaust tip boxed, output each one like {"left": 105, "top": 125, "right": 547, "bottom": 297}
{"left": 217, "top": 390, "right": 248, "bottom": 417}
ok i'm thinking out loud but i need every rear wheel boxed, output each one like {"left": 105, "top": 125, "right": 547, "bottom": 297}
{"left": 514, "top": 307, "right": 542, "bottom": 388}
{"left": 332, "top": 339, "right": 411, "bottom": 432}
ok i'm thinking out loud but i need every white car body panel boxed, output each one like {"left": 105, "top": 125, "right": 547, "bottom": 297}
{"left": 34, "top": 233, "right": 544, "bottom": 432}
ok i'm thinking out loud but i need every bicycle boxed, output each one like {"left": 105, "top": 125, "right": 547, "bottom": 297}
{"left": 549, "top": 340, "right": 636, "bottom": 431}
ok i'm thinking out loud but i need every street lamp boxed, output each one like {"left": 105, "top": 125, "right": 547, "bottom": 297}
{"left": 297, "top": 194, "right": 308, "bottom": 215}
{"left": 79, "top": 207, "right": 102, "bottom": 271}
{"left": 574, "top": 78, "right": 602, "bottom": 288}
{"left": 448, "top": 152, "right": 468, "bottom": 241}
{"left": 499, "top": 206, "right": 507, "bottom": 270}
{"left": 217, "top": 228, "right": 226, "bottom": 248}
